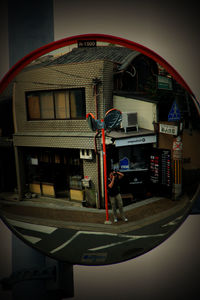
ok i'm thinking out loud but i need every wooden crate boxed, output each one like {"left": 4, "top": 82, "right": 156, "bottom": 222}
{"left": 42, "top": 183, "right": 55, "bottom": 197}
{"left": 70, "top": 189, "right": 84, "bottom": 202}
{"left": 29, "top": 182, "right": 41, "bottom": 194}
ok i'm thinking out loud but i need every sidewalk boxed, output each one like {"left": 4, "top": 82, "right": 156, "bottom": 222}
{"left": 0, "top": 192, "right": 191, "bottom": 233}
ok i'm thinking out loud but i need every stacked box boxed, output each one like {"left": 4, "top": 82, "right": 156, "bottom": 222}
{"left": 29, "top": 182, "right": 41, "bottom": 194}
{"left": 70, "top": 189, "right": 84, "bottom": 201}
{"left": 42, "top": 183, "right": 55, "bottom": 197}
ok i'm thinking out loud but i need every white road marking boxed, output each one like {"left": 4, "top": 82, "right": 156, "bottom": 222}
{"left": 161, "top": 215, "right": 183, "bottom": 228}
{"left": 50, "top": 232, "right": 80, "bottom": 254}
{"left": 89, "top": 233, "right": 166, "bottom": 251}
{"left": 50, "top": 230, "right": 166, "bottom": 254}
{"left": 7, "top": 218, "right": 57, "bottom": 234}
{"left": 89, "top": 239, "right": 134, "bottom": 251}
{"left": 50, "top": 231, "right": 137, "bottom": 254}
{"left": 21, "top": 234, "right": 42, "bottom": 244}
{"left": 50, "top": 231, "right": 124, "bottom": 254}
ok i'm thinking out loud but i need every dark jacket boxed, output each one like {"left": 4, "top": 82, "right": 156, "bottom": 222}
{"left": 107, "top": 176, "right": 120, "bottom": 197}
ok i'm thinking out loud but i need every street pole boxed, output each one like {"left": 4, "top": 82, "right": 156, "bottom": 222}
{"left": 86, "top": 113, "right": 112, "bottom": 224}
{"left": 101, "top": 120, "right": 112, "bottom": 224}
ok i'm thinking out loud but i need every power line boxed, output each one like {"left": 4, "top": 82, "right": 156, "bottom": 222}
{"left": 43, "top": 64, "right": 94, "bottom": 81}
{"left": 14, "top": 80, "right": 93, "bottom": 88}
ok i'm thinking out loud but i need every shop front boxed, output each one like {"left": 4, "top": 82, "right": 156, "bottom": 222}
{"left": 106, "top": 131, "right": 157, "bottom": 203}
{"left": 24, "top": 147, "right": 84, "bottom": 199}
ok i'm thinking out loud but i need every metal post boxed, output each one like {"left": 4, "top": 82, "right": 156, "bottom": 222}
{"left": 2, "top": 242, "right": 74, "bottom": 299}
{"left": 5, "top": 1, "right": 74, "bottom": 299}
{"left": 101, "top": 120, "right": 112, "bottom": 224}
{"left": 12, "top": 235, "right": 46, "bottom": 300}
{"left": 172, "top": 136, "right": 183, "bottom": 199}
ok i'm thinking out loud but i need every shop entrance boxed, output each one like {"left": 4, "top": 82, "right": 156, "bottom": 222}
{"left": 24, "top": 147, "right": 83, "bottom": 199}
{"left": 106, "top": 143, "right": 153, "bottom": 203}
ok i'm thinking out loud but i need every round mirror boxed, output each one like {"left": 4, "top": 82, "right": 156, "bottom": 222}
{"left": 0, "top": 34, "right": 199, "bottom": 265}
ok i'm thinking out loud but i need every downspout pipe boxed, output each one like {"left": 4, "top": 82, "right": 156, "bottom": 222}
{"left": 94, "top": 131, "right": 101, "bottom": 209}
{"left": 93, "top": 77, "right": 102, "bottom": 119}
{"left": 93, "top": 78, "right": 102, "bottom": 208}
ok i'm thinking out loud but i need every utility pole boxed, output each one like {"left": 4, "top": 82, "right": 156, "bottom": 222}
{"left": 86, "top": 108, "right": 122, "bottom": 224}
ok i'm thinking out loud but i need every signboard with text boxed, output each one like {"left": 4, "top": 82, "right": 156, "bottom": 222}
{"left": 78, "top": 40, "right": 96, "bottom": 47}
{"left": 159, "top": 123, "right": 178, "bottom": 135}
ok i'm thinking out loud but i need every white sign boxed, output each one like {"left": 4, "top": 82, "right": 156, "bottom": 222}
{"left": 31, "top": 158, "right": 38, "bottom": 165}
{"left": 159, "top": 124, "right": 178, "bottom": 135}
{"left": 115, "top": 135, "right": 156, "bottom": 147}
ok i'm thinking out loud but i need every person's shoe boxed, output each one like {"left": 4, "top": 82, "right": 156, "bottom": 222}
{"left": 114, "top": 218, "right": 118, "bottom": 223}
{"left": 123, "top": 217, "right": 128, "bottom": 222}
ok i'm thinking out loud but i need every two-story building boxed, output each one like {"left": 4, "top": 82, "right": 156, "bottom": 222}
{"left": 12, "top": 45, "right": 199, "bottom": 208}
{"left": 12, "top": 46, "right": 159, "bottom": 207}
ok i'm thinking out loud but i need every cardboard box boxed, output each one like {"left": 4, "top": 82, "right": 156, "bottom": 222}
{"left": 70, "top": 189, "right": 84, "bottom": 201}
{"left": 29, "top": 182, "right": 41, "bottom": 194}
{"left": 42, "top": 183, "right": 55, "bottom": 197}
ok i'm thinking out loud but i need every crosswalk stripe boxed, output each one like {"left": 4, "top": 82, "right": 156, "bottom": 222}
{"left": 7, "top": 218, "right": 57, "bottom": 234}
{"left": 21, "top": 234, "right": 42, "bottom": 244}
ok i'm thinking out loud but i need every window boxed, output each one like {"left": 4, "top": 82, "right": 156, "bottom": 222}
{"left": 26, "top": 88, "right": 86, "bottom": 120}
{"left": 55, "top": 91, "right": 70, "bottom": 119}
{"left": 70, "top": 89, "right": 86, "bottom": 119}
{"left": 40, "top": 92, "right": 54, "bottom": 119}
{"left": 27, "top": 94, "right": 40, "bottom": 119}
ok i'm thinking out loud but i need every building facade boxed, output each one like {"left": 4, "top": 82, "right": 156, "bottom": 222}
{"left": 12, "top": 45, "right": 199, "bottom": 207}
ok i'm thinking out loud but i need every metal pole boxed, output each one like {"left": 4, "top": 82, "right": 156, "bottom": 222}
{"left": 172, "top": 136, "right": 183, "bottom": 199}
{"left": 101, "top": 120, "right": 112, "bottom": 224}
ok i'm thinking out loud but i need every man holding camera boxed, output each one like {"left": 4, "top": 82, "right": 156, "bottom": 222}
{"left": 107, "top": 170, "right": 128, "bottom": 223}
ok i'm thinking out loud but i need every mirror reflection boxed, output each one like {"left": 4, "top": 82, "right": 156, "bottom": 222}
{"left": 0, "top": 38, "right": 199, "bottom": 265}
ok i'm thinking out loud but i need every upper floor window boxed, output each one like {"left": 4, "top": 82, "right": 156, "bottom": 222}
{"left": 26, "top": 88, "right": 86, "bottom": 120}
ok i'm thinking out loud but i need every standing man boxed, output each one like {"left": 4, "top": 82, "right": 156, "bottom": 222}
{"left": 107, "top": 170, "right": 128, "bottom": 223}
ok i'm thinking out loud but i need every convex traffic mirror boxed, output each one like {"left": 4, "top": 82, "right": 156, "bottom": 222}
{"left": 0, "top": 34, "right": 199, "bottom": 265}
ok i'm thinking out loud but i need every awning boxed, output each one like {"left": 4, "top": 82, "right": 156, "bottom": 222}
{"left": 106, "top": 128, "right": 157, "bottom": 147}
{"left": 115, "top": 134, "right": 156, "bottom": 147}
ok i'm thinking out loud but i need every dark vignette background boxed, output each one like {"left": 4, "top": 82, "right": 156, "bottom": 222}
{"left": 0, "top": 1, "right": 200, "bottom": 299}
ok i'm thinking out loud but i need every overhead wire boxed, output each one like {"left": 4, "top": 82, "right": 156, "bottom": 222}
{"left": 43, "top": 64, "right": 94, "bottom": 81}
{"left": 14, "top": 79, "right": 94, "bottom": 88}
{"left": 15, "top": 62, "right": 103, "bottom": 92}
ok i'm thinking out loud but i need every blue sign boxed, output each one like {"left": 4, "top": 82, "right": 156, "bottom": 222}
{"left": 120, "top": 157, "right": 129, "bottom": 170}
{"left": 168, "top": 101, "right": 181, "bottom": 121}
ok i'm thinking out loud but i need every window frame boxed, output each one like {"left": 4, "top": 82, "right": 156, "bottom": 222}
{"left": 26, "top": 88, "right": 86, "bottom": 121}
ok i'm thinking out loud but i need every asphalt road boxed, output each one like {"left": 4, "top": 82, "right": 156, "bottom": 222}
{"left": 6, "top": 205, "right": 187, "bottom": 265}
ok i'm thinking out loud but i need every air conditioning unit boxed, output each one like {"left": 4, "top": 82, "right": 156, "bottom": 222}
{"left": 121, "top": 112, "right": 138, "bottom": 133}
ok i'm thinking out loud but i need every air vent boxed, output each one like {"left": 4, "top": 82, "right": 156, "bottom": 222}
{"left": 80, "top": 149, "right": 93, "bottom": 160}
